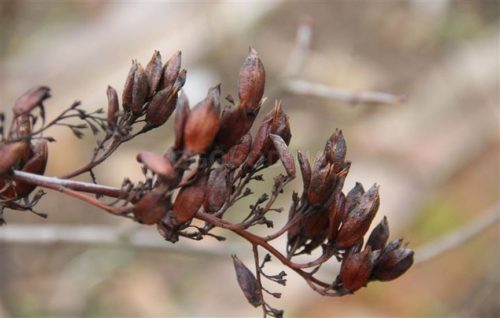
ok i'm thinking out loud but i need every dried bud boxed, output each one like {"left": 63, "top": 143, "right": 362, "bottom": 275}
{"left": 269, "top": 134, "right": 295, "bottom": 177}
{"left": 339, "top": 247, "right": 373, "bottom": 292}
{"left": 183, "top": 85, "right": 221, "bottom": 153}
{"left": 137, "top": 151, "right": 175, "bottom": 179}
{"left": 345, "top": 182, "right": 365, "bottom": 214}
{"left": 13, "top": 86, "right": 51, "bottom": 116}
{"left": 366, "top": 216, "right": 390, "bottom": 251}
{"left": 238, "top": 47, "right": 265, "bottom": 113}
{"left": 106, "top": 86, "right": 119, "bottom": 129}
{"left": 215, "top": 107, "right": 256, "bottom": 150}
{"left": 133, "top": 190, "right": 169, "bottom": 225}
{"left": 325, "top": 129, "right": 347, "bottom": 170}
{"left": 145, "top": 88, "right": 177, "bottom": 127}
{"left": 204, "top": 166, "right": 230, "bottom": 213}
{"left": 306, "top": 157, "right": 336, "bottom": 206}
{"left": 145, "top": 50, "right": 163, "bottom": 96}
{"left": 122, "top": 61, "right": 149, "bottom": 115}
{"left": 15, "top": 141, "right": 48, "bottom": 197}
{"left": 162, "top": 51, "right": 182, "bottom": 90}
{"left": 232, "top": 255, "right": 262, "bottom": 307}
{"left": 173, "top": 91, "right": 190, "bottom": 151}
{"left": 297, "top": 151, "right": 311, "bottom": 193}
{"left": 335, "top": 184, "right": 380, "bottom": 249}
{"left": 0, "top": 142, "right": 29, "bottom": 174}
{"left": 223, "top": 133, "right": 252, "bottom": 169}
{"left": 172, "top": 175, "right": 207, "bottom": 224}
{"left": 373, "top": 239, "right": 414, "bottom": 281}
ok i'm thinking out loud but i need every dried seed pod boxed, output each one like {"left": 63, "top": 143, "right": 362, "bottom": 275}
{"left": 306, "top": 159, "right": 336, "bottom": 206}
{"left": 327, "top": 192, "right": 345, "bottom": 241}
{"left": 172, "top": 91, "right": 190, "bottom": 151}
{"left": 0, "top": 142, "right": 29, "bottom": 174}
{"left": 345, "top": 182, "right": 365, "bottom": 214}
{"left": 366, "top": 216, "right": 390, "bottom": 251}
{"left": 13, "top": 86, "right": 51, "bottom": 116}
{"left": 15, "top": 141, "right": 48, "bottom": 197}
{"left": 269, "top": 134, "right": 295, "bottom": 177}
{"left": 223, "top": 133, "right": 252, "bottom": 169}
{"left": 145, "top": 50, "right": 163, "bottom": 96}
{"left": 204, "top": 166, "right": 230, "bottom": 213}
{"left": 232, "top": 255, "right": 262, "bottom": 307}
{"left": 133, "top": 190, "right": 169, "bottom": 225}
{"left": 137, "top": 151, "right": 175, "bottom": 179}
{"left": 215, "top": 107, "right": 256, "bottom": 150}
{"left": 122, "top": 61, "right": 149, "bottom": 115}
{"left": 106, "top": 86, "right": 119, "bottom": 129}
{"left": 335, "top": 184, "right": 380, "bottom": 249}
{"left": 238, "top": 47, "right": 265, "bottom": 113}
{"left": 145, "top": 87, "right": 177, "bottom": 127}
{"left": 162, "top": 51, "right": 182, "bottom": 90}
{"left": 373, "top": 239, "right": 414, "bottom": 281}
{"left": 297, "top": 151, "right": 311, "bottom": 193}
{"left": 183, "top": 85, "right": 221, "bottom": 153}
{"left": 339, "top": 247, "right": 374, "bottom": 292}
{"left": 172, "top": 175, "right": 207, "bottom": 224}
{"left": 325, "top": 129, "right": 347, "bottom": 170}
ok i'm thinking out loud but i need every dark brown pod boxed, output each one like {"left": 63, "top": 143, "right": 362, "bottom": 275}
{"left": 13, "top": 86, "right": 51, "bottom": 116}
{"left": 172, "top": 175, "right": 207, "bottom": 224}
{"left": 238, "top": 47, "right": 265, "bottom": 113}
{"left": 327, "top": 192, "right": 345, "bottom": 241}
{"left": 232, "top": 255, "right": 262, "bottom": 307}
{"left": 133, "top": 190, "right": 169, "bottom": 225}
{"left": 339, "top": 247, "right": 374, "bottom": 292}
{"left": 366, "top": 216, "right": 390, "bottom": 251}
{"left": 145, "top": 88, "right": 177, "bottom": 127}
{"left": 345, "top": 182, "right": 365, "bottom": 214}
{"left": 223, "top": 133, "right": 252, "bottom": 169}
{"left": 173, "top": 91, "right": 190, "bottom": 151}
{"left": 122, "top": 61, "right": 149, "bottom": 115}
{"left": 0, "top": 142, "right": 29, "bottom": 174}
{"left": 373, "top": 239, "right": 414, "bottom": 281}
{"left": 145, "top": 50, "right": 163, "bottom": 96}
{"left": 122, "top": 61, "right": 137, "bottom": 113}
{"left": 335, "top": 184, "right": 380, "bottom": 249}
{"left": 269, "top": 134, "right": 295, "bottom": 177}
{"left": 183, "top": 85, "right": 221, "bottom": 153}
{"left": 306, "top": 161, "right": 336, "bottom": 206}
{"left": 215, "top": 107, "right": 256, "bottom": 150}
{"left": 325, "top": 129, "right": 347, "bottom": 170}
{"left": 106, "top": 86, "right": 119, "bottom": 129}
{"left": 244, "top": 111, "right": 273, "bottom": 169}
{"left": 203, "top": 166, "right": 230, "bottom": 213}
{"left": 162, "top": 51, "right": 182, "bottom": 90}
{"left": 15, "top": 141, "right": 48, "bottom": 197}
{"left": 137, "top": 151, "right": 175, "bottom": 179}
{"left": 297, "top": 151, "right": 311, "bottom": 193}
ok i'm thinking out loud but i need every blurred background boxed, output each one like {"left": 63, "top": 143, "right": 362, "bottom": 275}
{"left": 0, "top": 0, "right": 498, "bottom": 317}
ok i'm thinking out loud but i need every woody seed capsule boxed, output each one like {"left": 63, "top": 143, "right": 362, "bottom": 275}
{"left": 238, "top": 47, "right": 265, "bottom": 113}
{"left": 145, "top": 50, "right": 163, "bottom": 96}
{"left": 339, "top": 247, "right": 374, "bottom": 292}
{"left": 133, "top": 190, "right": 169, "bottom": 225}
{"left": 106, "top": 86, "right": 119, "bottom": 129}
{"left": 13, "top": 86, "right": 51, "bottom": 116}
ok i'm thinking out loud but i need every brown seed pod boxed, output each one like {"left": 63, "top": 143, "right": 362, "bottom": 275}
{"left": 297, "top": 151, "right": 311, "bottom": 193}
{"left": 339, "top": 247, "right": 374, "bottom": 293}
{"left": 335, "top": 184, "right": 380, "bottom": 249}
{"left": 162, "top": 51, "right": 182, "bottom": 90}
{"left": 223, "top": 133, "right": 252, "bottom": 169}
{"left": 133, "top": 190, "right": 169, "bottom": 225}
{"left": 172, "top": 174, "right": 207, "bottom": 224}
{"left": 372, "top": 239, "right": 414, "bottom": 281}
{"left": 345, "top": 182, "right": 365, "bottom": 214}
{"left": 0, "top": 142, "right": 29, "bottom": 174}
{"left": 306, "top": 160, "right": 336, "bottom": 206}
{"left": 145, "top": 50, "right": 163, "bottom": 96}
{"left": 204, "top": 166, "right": 230, "bottom": 213}
{"left": 137, "top": 151, "right": 175, "bottom": 179}
{"left": 13, "top": 86, "right": 51, "bottom": 116}
{"left": 145, "top": 87, "right": 177, "bottom": 127}
{"left": 173, "top": 91, "right": 190, "bottom": 151}
{"left": 106, "top": 86, "right": 119, "bottom": 129}
{"left": 325, "top": 129, "right": 347, "bottom": 170}
{"left": 327, "top": 192, "right": 345, "bottom": 241}
{"left": 215, "top": 106, "right": 256, "bottom": 150}
{"left": 232, "top": 255, "right": 262, "bottom": 307}
{"left": 183, "top": 85, "right": 221, "bottom": 153}
{"left": 366, "top": 216, "right": 390, "bottom": 251}
{"left": 238, "top": 47, "right": 265, "bottom": 113}
{"left": 269, "top": 134, "right": 295, "bottom": 177}
{"left": 15, "top": 141, "right": 48, "bottom": 197}
{"left": 122, "top": 61, "right": 149, "bottom": 115}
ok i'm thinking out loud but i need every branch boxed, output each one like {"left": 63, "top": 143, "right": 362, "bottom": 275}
{"left": 414, "top": 202, "right": 500, "bottom": 265}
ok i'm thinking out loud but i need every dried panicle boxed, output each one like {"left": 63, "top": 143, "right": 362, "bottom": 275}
{"left": 232, "top": 255, "right": 262, "bottom": 307}
{"left": 13, "top": 86, "right": 51, "bottom": 116}
{"left": 238, "top": 47, "right": 265, "bottom": 113}
{"left": 145, "top": 50, "right": 163, "bottom": 96}
{"left": 183, "top": 85, "right": 221, "bottom": 153}
{"left": 106, "top": 86, "right": 119, "bottom": 129}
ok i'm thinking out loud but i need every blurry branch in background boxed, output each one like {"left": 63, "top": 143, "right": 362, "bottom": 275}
{"left": 275, "top": 18, "right": 405, "bottom": 106}
{"left": 2, "top": 202, "right": 498, "bottom": 266}
{"left": 414, "top": 203, "right": 500, "bottom": 265}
